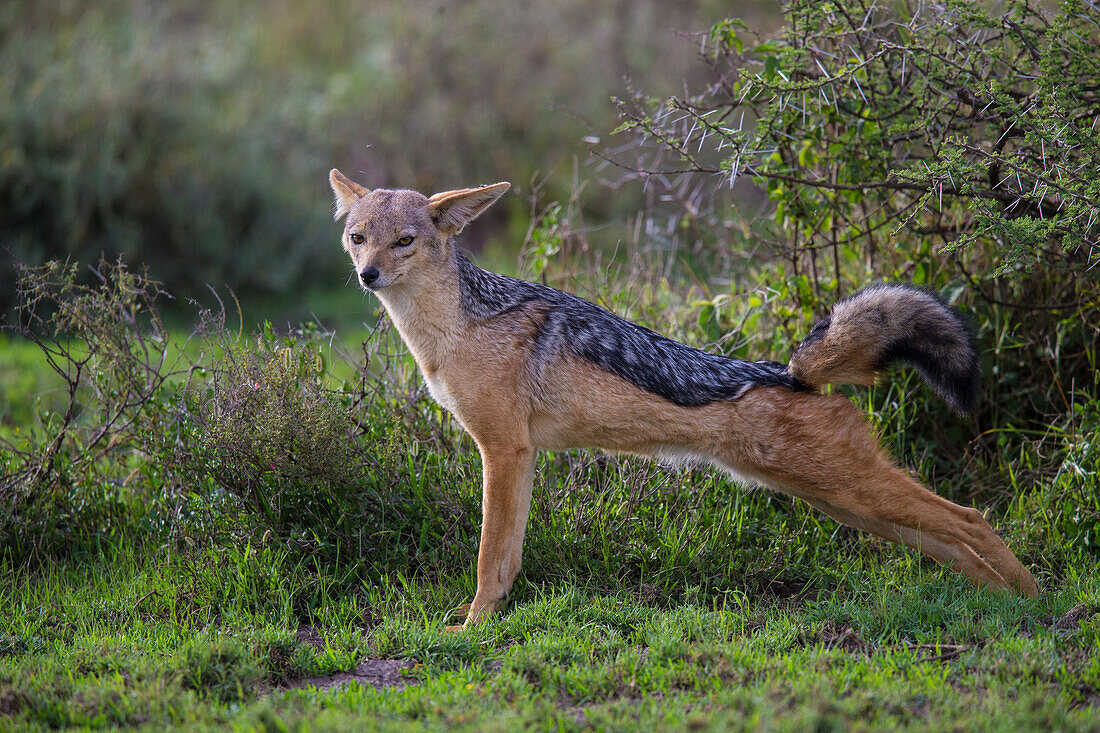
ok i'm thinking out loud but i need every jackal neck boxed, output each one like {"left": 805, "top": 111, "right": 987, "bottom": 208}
{"left": 373, "top": 252, "right": 465, "bottom": 373}
{"left": 455, "top": 252, "right": 544, "bottom": 320}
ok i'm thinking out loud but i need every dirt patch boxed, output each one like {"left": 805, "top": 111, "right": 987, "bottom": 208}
{"left": 560, "top": 698, "right": 589, "bottom": 726}
{"left": 0, "top": 687, "right": 28, "bottom": 716}
{"left": 1070, "top": 689, "right": 1100, "bottom": 711}
{"left": 295, "top": 624, "right": 326, "bottom": 651}
{"left": 284, "top": 659, "right": 416, "bottom": 692}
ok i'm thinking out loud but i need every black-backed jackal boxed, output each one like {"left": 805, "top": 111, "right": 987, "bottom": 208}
{"left": 329, "top": 169, "right": 1037, "bottom": 627}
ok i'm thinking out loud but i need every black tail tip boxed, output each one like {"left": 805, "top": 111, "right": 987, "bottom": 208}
{"left": 910, "top": 287, "right": 983, "bottom": 415}
{"left": 940, "top": 355, "right": 982, "bottom": 416}
{"left": 865, "top": 282, "right": 983, "bottom": 415}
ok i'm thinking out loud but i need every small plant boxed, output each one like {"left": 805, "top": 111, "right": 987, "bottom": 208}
{"left": 0, "top": 259, "right": 188, "bottom": 563}
{"left": 250, "top": 629, "right": 314, "bottom": 684}
{"left": 521, "top": 202, "right": 564, "bottom": 278}
{"left": 189, "top": 325, "right": 372, "bottom": 530}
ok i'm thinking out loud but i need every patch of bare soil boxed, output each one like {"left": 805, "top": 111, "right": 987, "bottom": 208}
{"left": 285, "top": 659, "right": 416, "bottom": 693}
{"left": 0, "top": 687, "right": 28, "bottom": 716}
{"left": 295, "top": 624, "right": 326, "bottom": 651}
{"left": 283, "top": 625, "right": 417, "bottom": 692}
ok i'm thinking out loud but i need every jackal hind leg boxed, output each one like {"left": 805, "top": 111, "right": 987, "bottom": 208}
{"left": 728, "top": 391, "right": 1037, "bottom": 597}
{"left": 819, "top": 466, "right": 1039, "bottom": 597}
{"left": 800, "top": 495, "right": 1009, "bottom": 593}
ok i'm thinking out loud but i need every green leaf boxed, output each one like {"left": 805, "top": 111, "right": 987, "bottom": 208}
{"left": 913, "top": 262, "right": 928, "bottom": 285}
{"left": 764, "top": 56, "right": 779, "bottom": 81}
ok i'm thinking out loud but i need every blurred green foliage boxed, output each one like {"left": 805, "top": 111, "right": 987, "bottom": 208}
{"left": 0, "top": 0, "right": 753, "bottom": 310}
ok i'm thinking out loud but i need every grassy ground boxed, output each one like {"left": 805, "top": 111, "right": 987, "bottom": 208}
{"left": 1, "top": 544, "right": 1098, "bottom": 730}
{"left": 1, "top": 286, "right": 1098, "bottom": 731}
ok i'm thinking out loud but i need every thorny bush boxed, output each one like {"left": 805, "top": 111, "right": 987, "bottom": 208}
{"left": 604, "top": 0, "right": 1098, "bottom": 443}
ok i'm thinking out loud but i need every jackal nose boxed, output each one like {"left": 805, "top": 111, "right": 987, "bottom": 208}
{"left": 360, "top": 267, "right": 380, "bottom": 287}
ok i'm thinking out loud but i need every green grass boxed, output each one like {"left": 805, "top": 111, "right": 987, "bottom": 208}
{"left": 0, "top": 335, "right": 69, "bottom": 440}
{"left": 1, "top": 549, "right": 1097, "bottom": 730}
{"left": 1, "top": 280, "right": 1098, "bottom": 730}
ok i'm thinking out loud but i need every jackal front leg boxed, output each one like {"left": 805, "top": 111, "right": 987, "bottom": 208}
{"left": 462, "top": 442, "right": 536, "bottom": 627}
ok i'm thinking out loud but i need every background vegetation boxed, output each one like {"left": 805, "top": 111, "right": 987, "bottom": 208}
{"left": 1, "top": 0, "right": 1098, "bottom": 730}
{"left": 0, "top": 0, "right": 755, "bottom": 320}
{"left": 607, "top": 0, "right": 1100, "bottom": 439}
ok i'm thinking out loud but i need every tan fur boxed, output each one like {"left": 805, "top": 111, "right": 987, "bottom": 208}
{"left": 329, "top": 170, "right": 1038, "bottom": 627}
{"left": 788, "top": 284, "right": 980, "bottom": 414}
{"left": 787, "top": 288, "right": 917, "bottom": 387}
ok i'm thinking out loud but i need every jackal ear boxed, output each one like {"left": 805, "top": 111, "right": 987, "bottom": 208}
{"left": 329, "top": 169, "right": 370, "bottom": 221}
{"left": 427, "top": 182, "right": 510, "bottom": 234}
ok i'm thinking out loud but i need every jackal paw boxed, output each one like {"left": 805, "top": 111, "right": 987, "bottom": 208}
{"left": 445, "top": 594, "right": 505, "bottom": 630}
{"left": 444, "top": 602, "right": 477, "bottom": 633}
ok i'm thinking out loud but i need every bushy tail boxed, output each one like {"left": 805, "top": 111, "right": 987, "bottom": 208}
{"left": 787, "top": 284, "right": 981, "bottom": 414}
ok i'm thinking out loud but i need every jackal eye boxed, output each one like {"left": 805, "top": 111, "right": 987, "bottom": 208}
{"left": 395, "top": 235, "right": 414, "bottom": 247}
{"left": 349, "top": 233, "right": 364, "bottom": 245}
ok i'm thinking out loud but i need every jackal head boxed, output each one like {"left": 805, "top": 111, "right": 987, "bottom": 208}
{"left": 329, "top": 169, "right": 509, "bottom": 291}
